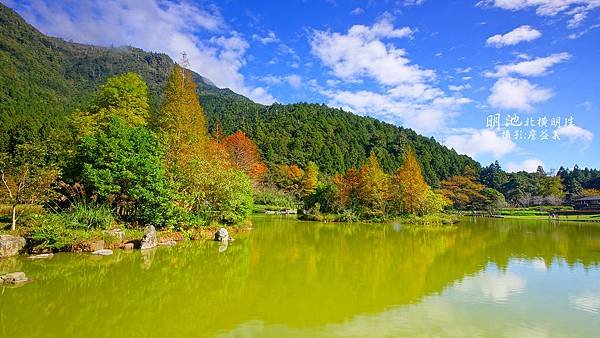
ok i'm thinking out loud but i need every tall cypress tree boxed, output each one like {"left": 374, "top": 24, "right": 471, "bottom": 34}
{"left": 393, "top": 148, "right": 430, "bottom": 214}
{"left": 157, "top": 64, "right": 208, "bottom": 166}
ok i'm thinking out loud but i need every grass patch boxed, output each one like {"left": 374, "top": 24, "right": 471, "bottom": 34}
{"left": 253, "top": 190, "right": 298, "bottom": 211}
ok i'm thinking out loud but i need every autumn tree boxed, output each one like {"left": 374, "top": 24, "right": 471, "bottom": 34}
{"left": 302, "top": 161, "right": 320, "bottom": 197}
{"left": 333, "top": 168, "right": 361, "bottom": 211}
{"left": 72, "top": 72, "right": 150, "bottom": 137}
{"left": 157, "top": 64, "right": 209, "bottom": 166}
{"left": 274, "top": 164, "right": 305, "bottom": 196}
{"left": 357, "top": 152, "right": 390, "bottom": 217}
{"left": 222, "top": 130, "right": 268, "bottom": 182}
{"left": 0, "top": 142, "right": 58, "bottom": 230}
{"left": 392, "top": 149, "right": 431, "bottom": 214}
{"left": 438, "top": 166, "right": 489, "bottom": 210}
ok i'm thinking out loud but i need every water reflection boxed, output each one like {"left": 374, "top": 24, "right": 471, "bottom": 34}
{"left": 454, "top": 265, "right": 526, "bottom": 304}
{"left": 1, "top": 216, "right": 599, "bottom": 337}
{"left": 570, "top": 292, "right": 600, "bottom": 314}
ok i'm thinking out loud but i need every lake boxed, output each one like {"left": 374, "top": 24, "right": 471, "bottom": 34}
{"left": 1, "top": 215, "right": 599, "bottom": 337}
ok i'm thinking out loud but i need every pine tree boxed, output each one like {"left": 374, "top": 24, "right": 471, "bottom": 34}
{"left": 302, "top": 161, "right": 319, "bottom": 197}
{"left": 157, "top": 64, "right": 208, "bottom": 166}
{"left": 392, "top": 148, "right": 430, "bottom": 214}
{"left": 358, "top": 152, "right": 390, "bottom": 216}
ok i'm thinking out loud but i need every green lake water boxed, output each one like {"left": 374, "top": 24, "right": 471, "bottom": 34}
{"left": 1, "top": 216, "right": 600, "bottom": 337}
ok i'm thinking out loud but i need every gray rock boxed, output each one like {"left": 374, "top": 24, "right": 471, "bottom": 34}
{"left": 0, "top": 272, "right": 28, "bottom": 285}
{"left": 0, "top": 235, "right": 26, "bottom": 258}
{"left": 159, "top": 240, "right": 177, "bottom": 246}
{"left": 214, "top": 228, "right": 229, "bottom": 242}
{"left": 105, "top": 228, "right": 125, "bottom": 242}
{"left": 27, "top": 253, "right": 54, "bottom": 259}
{"left": 91, "top": 249, "right": 113, "bottom": 256}
{"left": 140, "top": 225, "right": 157, "bottom": 250}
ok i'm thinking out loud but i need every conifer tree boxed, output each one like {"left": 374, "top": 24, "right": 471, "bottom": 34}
{"left": 393, "top": 148, "right": 430, "bottom": 214}
{"left": 157, "top": 64, "right": 208, "bottom": 166}
{"left": 302, "top": 161, "right": 320, "bottom": 197}
{"left": 358, "top": 152, "right": 390, "bottom": 216}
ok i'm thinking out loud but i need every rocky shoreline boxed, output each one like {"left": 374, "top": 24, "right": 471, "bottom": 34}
{"left": 0, "top": 225, "right": 248, "bottom": 287}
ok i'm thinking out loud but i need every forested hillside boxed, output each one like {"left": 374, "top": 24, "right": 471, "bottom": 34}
{"left": 1, "top": 3, "right": 474, "bottom": 186}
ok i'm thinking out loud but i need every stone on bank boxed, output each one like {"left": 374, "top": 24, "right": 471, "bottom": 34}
{"left": 91, "top": 249, "right": 113, "bottom": 256}
{"left": 0, "top": 235, "right": 26, "bottom": 258}
{"left": 214, "top": 228, "right": 229, "bottom": 242}
{"left": 140, "top": 225, "right": 157, "bottom": 250}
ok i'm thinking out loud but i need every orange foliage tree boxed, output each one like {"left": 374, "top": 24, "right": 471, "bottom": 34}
{"left": 222, "top": 130, "right": 268, "bottom": 181}
{"left": 437, "top": 166, "right": 488, "bottom": 210}
{"left": 392, "top": 148, "right": 431, "bottom": 214}
{"left": 333, "top": 168, "right": 361, "bottom": 210}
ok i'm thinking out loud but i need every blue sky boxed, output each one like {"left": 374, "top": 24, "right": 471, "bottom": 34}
{"left": 4, "top": 0, "right": 600, "bottom": 172}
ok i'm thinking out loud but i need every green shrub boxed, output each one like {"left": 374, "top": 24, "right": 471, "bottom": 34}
{"left": 27, "top": 214, "right": 79, "bottom": 251}
{"left": 70, "top": 203, "right": 115, "bottom": 229}
{"left": 72, "top": 118, "right": 176, "bottom": 227}
{"left": 188, "top": 160, "right": 254, "bottom": 225}
{"left": 254, "top": 190, "right": 297, "bottom": 209}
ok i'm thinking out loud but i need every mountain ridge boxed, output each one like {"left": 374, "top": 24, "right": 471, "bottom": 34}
{"left": 0, "top": 3, "right": 477, "bottom": 186}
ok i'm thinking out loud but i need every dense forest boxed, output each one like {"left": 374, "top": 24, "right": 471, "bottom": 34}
{"left": 0, "top": 4, "right": 475, "bottom": 187}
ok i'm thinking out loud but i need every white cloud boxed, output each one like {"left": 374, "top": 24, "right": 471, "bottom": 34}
{"left": 260, "top": 74, "right": 302, "bottom": 89}
{"left": 10, "top": 0, "right": 275, "bottom": 104}
{"left": 261, "top": 75, "right": 283, "bottom": 85}
{"left": 252, "top": 31, "right": 279, "bottom": 44}
{"left": 404, "top": 0, "right": 426, "bottom": 5}
{"left": 444, "top": 129, "right": 517, "bottom": 158}
{"left": 455, "top": 67, "right": 472, "bottom": 73}
{"left": 286, "top": 74, "right": 302, "bottom": 89}
{"left": 568, "top": 23, "right": 600, "bottom": 38}
{"left": 323, "top": 88, "right": 470, "bottom": 133}
{"left": 488, "top": 77, "right": 553, "bottom": 110}
{"left": 478, "top": 0, "right": 600, "bottom": 28}
{"left": 310, "top": 18, "right": 424, "bottom": 85}
{"left": 486, "top": 52, "right": 571, "bottom": 77}
{"left": 350, "top": 7, "right": 364, "bottom": 15}
{"left": 448, "top": 84, "right": 471, "bottom": 91}
{"left": 507, "top": 158, "right": 545, "bottom": 172}
{"left": 556, "top": 124, "right": 594, "bottom": 142}
{"left": 578, "top": 101, "right": 593, "bottom": 111}
{"left": 311, "top": 18, "right": 470, "bottom": 132}
{"left": 325, "top": 79, "right": 341, "bottom": 86}
{"left": 486, "top": 25, "right": 542, "bottom": 47}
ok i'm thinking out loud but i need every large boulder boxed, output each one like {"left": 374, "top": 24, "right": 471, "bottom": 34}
{"left": 0, "top": 235, "right": 26, "bottom": 258}
{"left": 214, "top": 228, "right": 229, "bottom": 242}
{"left": 140, "top": 225, "right": 157, "bottom": 250}
{"left": 0, "top": 272, "right": 28, "bottom": 285}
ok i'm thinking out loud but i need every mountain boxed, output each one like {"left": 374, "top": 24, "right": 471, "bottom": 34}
{"left": 0, "top": 3, "right": 477, "bottom": 186}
